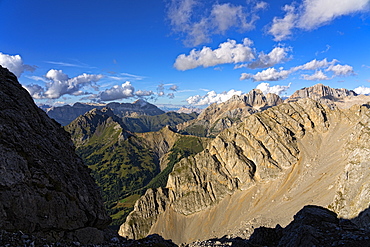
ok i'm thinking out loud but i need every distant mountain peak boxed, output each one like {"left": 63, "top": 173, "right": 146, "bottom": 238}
{"left": 133, "top": 98, "right": 148, "bottom": 107}
{"left": 288, "top": 83, "right": 357, "bottom": 102}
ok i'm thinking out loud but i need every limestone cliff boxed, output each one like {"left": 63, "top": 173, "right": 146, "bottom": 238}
{"left": 120, "top": 98, "right": 370, "bottom": 244}
{"left": 177, "top": 89, "right": 283, "bottom": 137}
{"left": 286, "top": 83, "right": 370, "bottom": 109}
{"left": 287, "top": 83, "right": 357, "bottom": 101}
{"left": 0, "top": 66, "right": 111, "bottom": 243}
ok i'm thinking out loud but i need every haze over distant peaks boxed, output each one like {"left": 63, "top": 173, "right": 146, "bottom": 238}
{"left": 46, "top": 100, "right": 165, "bottom": 126}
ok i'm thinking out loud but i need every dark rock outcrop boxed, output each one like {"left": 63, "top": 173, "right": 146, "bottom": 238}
{"left": 0, "top": 66, "right": 111, "bottom": 243}
{"left": 186, "top": 205, "right": 370, "bottom": 247}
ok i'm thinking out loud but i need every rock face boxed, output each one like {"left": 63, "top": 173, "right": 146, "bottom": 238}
{"left": 120, "top": 98, "right": 370, "bottom": 244}
{"left": 0, "top": 66, "right": 111, "bottom": 243}
{"left": 285, "top": 83, "right": 370, "bottom": 110}
{"left": 287, "top": 83, "right": 357, "bottom": 101}
{"left": 177, "top": 89, "right": 283, "bottom": 137}
{"left": 46, "top": 99, "right": 165, "bottom": 126}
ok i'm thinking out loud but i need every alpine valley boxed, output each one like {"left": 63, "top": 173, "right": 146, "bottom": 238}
{"left": 1, "top": 64, "right": 370, "bottom": 246}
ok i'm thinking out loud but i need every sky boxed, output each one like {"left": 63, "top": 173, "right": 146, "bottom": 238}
{"left": 0, "top": 0, "right": 370, "bottom": 108}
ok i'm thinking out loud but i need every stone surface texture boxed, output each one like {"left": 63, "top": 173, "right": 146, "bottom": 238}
{"left": 0, "top": 66, "right": 111, "bottom": 243}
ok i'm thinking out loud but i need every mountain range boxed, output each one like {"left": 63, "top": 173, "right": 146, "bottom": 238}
{"left": 118, "top": 85, "right": 370, "bottom": 244}
{"left": 2, "top": 63, "right": 370, "bottom": 246}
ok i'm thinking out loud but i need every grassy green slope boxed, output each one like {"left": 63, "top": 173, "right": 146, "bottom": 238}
{"left": 66, "top": 108, "right": 206, "bottom": 227}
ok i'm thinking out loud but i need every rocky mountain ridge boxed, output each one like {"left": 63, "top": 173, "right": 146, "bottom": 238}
{"left": 177, "top": 89, "right": 283, "bottom": 137}
{"left": 46, "top": 99, "right": 165, "bottom": 126}
{"left": 120, "top": 97, "right": 370, "bottom": 244}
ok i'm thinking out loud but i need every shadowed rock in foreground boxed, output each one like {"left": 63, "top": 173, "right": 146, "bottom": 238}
{"left": 0, "top": 66, "right": 111, "bottom": 243}
{"left": 186, "top": 205, "right": 370, "bottom": 247}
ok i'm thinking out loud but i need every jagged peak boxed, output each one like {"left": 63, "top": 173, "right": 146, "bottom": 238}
{"left": 288, "top": 83, "right": 357, "bottom": 101}
{"left": 133, "top": 98, "right": 149, "bottom": 107}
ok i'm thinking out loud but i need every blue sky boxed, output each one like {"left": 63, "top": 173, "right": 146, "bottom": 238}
{"left": 0, "top": 0, "right": 370, "bottom": 107}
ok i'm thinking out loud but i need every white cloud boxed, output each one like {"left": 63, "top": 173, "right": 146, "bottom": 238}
{"left": 353, "top": 86, "right": 370, "bottom": 95}
{"left": 0, "top": 52, "right": 35, "bottom": 78}
{"left": 210, "top": 3, "right": 253, "bottom": 34}
{"left": 186, "top": 89, "right": 243, "bottom": 106}
{"left": 169, "top": 85, "right": 178, "bottom": 91}
{"left": 167, "top": 0, "right": 265, "bottom": 46}
{"left": 167, "top": 0, "right": 197, "bottom": 31}
{"left": 241, "top": 58, "right": 354, "bottom": 82}
{"left": 326, "top": 64, "right": 354, "bottom": 76}
{"left": 301, "top": 70, "right": 330, "bottom": 80}
{"left": 245, "top": 46, "right": 291, "bottom": 69}
{"left": 256, "top": 82, "right": 291, "bottom": 95}
{"left": 268, "top": 5, "right": 297, "bottom": 41}
{"left": 23, "top": 84, "right": 45, "bottom": 99}
{"left": 174, "top": 38, "right": 255, "bottom": 70}
{"left": 268, "top": 0, "right": 370, "bottom": 40}
{"left": 135, "top": 90, "right": 154, "bottom": 97}
{"left": 99, "top": 81, "right": 135, "bottom": 101}
{"left": 43, "top": 69, "right": 103, "bottom": 99}
{"left": 255, "top": 1, "right": 268, "bottom": 10}
{"left": 298, "top": 0, "right": 370, "bottom": 30}
{"left": 293, "top": 58, "right": 338, "bottom": 71}
{"left": 241, "top": 67, "right": 291, "bottom": 81}
{"left": 25, "top": 69, "right": 103, "bottom": 99}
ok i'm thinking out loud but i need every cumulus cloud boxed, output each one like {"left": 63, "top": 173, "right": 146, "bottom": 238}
{"left": 174, "top": 38, "right": 255, "bottom": 70}
{"left": 293, "top": 58, "right": 338, "bottom": 71}
{"left": 241, "top": 58, "right": 355, "bottom": 82}
{"left": 301, "top": 70, "right": 330, "bottom": 80}
{"left": 23, "top": 84, "right": 45, "bottom": 99}
{"left": 353, "top": 86, "right": 370, "bottom": 95}
{"left": 244, "top": 46, "right": 291, "bottom": 69}
{"left": 43, "top": 69, "right": 103, "bottom": 99}
{"left": 167, "top": 0, "right": 266, "bottom": 46}
{"left": 268, "top": 5, "right": 297, "bottom": 41}
{"left": 326, "top": 64, "right": 354, "bottom": 76}
{"left": 24, "top": 69, "right": 103, "bottom": 99}
{"left": 210, "top": 3, "right": 254, "bottom": 34}
{"left": 241, "top": 67, "right": 291, "bottom": 81}
{"left": 135, "top": 90, "right": 154, "bottom": 97}
{"left": 298, "top": 0, "right": 370, "bottom": 30}
{"left": 99, "top": 81, "right": 135, "bottom": 101}
{"left": 255, "top": 1, "right": 268, "bottom": 10}
{"left": 0, "top": 52, "right": 35, "bottom": 78}
{"left": 186, "top": 89, "right": 243, "bottom": 106}
{"left": 256, "top": 82, "right": 291, "bottom": 95}
{"left": 267, "top": 0, "right": 370, "bottom": 41}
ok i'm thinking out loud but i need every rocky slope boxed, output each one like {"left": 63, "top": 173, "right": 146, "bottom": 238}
{"left": 120, "top": 98, "right": 370, "bottom": 244}
{"left": 177, "top": 89, "right": 283, "bottom": 137}
{"left": 0, "top": 65, "right": 111, "bottom": 243}
{"left": 46, "top": 99, "right": 165, "bottom": 126}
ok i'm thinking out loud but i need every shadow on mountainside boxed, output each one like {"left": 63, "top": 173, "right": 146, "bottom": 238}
{"left": 185, "top": 205, "right": 370, "bottom": 247}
